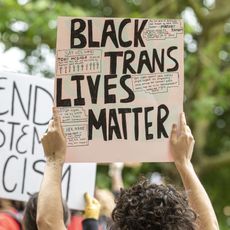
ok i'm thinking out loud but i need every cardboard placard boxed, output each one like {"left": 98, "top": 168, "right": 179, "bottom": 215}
{"left": 55, "top": 17, "right": 184, "bottom": 162}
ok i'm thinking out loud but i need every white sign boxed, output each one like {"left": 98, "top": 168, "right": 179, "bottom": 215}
{"left": 55, "top": 17, "right": 184, "bottom": 163}
{"left": 0, "top": 71, "right": 96, "bottom": 210}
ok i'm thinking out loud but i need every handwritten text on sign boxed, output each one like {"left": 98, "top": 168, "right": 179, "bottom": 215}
{"left": 0, "top": 71, "right": 96, "bottom": 210}
{"left": 55, "top": 17, "right": 184, "bottom": 162}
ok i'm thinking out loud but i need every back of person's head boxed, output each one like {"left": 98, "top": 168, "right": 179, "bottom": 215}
{"left": 23, "top": 193, "right": 70, "bottom": 230}
{"left": 111, "top": 179, "right": 197, "bottom": 230}
{"left": 23, "top": 193, "right": 38, "bottom": 230}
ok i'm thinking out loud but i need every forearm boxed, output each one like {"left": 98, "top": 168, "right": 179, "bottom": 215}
{"left": 112, "top": 171, "right": 124, "bottom": 192}
{"left": 37, "top": 158, "right": 66, "bottom": 230}
{"left": 176, "top": 162, "right": 219, "bottom": 230}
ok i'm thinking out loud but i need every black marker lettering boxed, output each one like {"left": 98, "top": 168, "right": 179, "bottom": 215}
{"left": 0, "top": 77, "right": 9, "bottom": 115}
{"left": 12, "top": 81, "right": 32, "bottom": 120}
{"left": 119, "top": 19, "right": 132, "bottom": 47}
{"left": 134, "top": 19, "right": 147, "bottom": 47}
{"left": 152, "top": 49, "right": 164, "bottom": 72}
{"left": 145, "top": 107, "right": 154, "bottom": 140}
{"left": 88, "top": 109, "right": 107, "bottom": 141}
{"left": 34, "top": 85, "right": 53, "bottom": 125}
{"left": 88, "top": 20, "right": 100, "bottom": 47}
{"left": 157, "top": 104, "right": 169, "bottom": 138}
{"left": 71, "top": 19, "right": 87, "bottom": 48}
{"left": 33, "top": 159, "right": 45, "bottom": 176}
{"left": 56, "top": 78, "right": 71, "bottom": 107}
{"left": 167, "top": 46, "right": 179, "bottom": 71}
{"left": 104, "top": 74, "right": 117, "bottom": 104}
{"left": 108, "top": 109, "right": 122, "bottom": 140}
{"left": 32, "top": 127, "right": 41, "bottom": 155}
{"left": 104, "top": 51, "right": 123, "bottom": 74}
{"left": 0, "top": 120, "right": 6, "bottom": 148}
{"left": 120, "top": 75, "right": 135, "bottom": 103}
{"left": 16, "top": 124, "right": 28, "bottom": 154}
{"left": 118, "top": 108, "right": 131, "bottom": 139}
{"left": 132, "top": 107, "right": 142, "bottom": 140}
{"left": 101, "top": 20, "right": 119, "bottom": 48}
{"left": 3, "top": 155, "right": 18, "bottom": 192}
{"left": 137, "top": 50, "right": 153, "bottom": 73}
{"left": 8, "top": 121, "right": 20, "bottom": 151}
{"left": 71, "top": 75, "right": 85, "bottom": 106}
{"left": 123, "top": 50, "right": 136, "bottom": 74}
{"left": 87, "top": 75, "right": 101, "bottom": 104}
{"left": 21, "top": 158, "right": 27, "bottom": 194}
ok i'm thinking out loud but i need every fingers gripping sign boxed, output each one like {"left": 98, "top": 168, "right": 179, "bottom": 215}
{"left": 170, "top": 123, "right": 177, "bottom": 145}
{"left": 170, "top": 112, "right": 195, "bottom": 167}
{"left": 53, "top": 107, "right": 63, "bottom": 133}
{"left": 41, "top": 107, "right": 67, "bottom": 163}
{"left": 180, "top": 112, "right": 187, "bottom": 133}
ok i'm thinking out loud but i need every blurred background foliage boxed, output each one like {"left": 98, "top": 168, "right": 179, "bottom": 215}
{"left": 0, "top": 0, "right": 230, "bottom": 228}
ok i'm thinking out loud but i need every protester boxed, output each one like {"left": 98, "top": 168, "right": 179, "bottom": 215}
{"left": 35, "top": 108, "right": 219, "bottom": 230}
{"left": 110, "top": 113, "right": 219, "bottom": 230}
{"left": 36, "top": 107, "right": 100, "bottom": 230}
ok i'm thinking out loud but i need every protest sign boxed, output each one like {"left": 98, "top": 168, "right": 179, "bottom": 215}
{"left": 55, "top": 17, "right": 184, "bottom": 162}
{"left": 0, "top": 71, "right": 96, "bottom": 210}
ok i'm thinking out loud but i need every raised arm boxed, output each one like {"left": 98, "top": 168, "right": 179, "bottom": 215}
{"left": 37, "top": 107, "right": 67, "bottom": 230}
{"left": 170, "top": 113, "right": 219, "bottom": 230}
{"left": 109, "top": 163, "right": 124, "bottom": 194}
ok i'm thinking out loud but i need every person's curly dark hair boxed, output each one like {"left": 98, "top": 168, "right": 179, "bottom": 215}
{"left": 110, "top": 179, "right": 197, "bottom": 230}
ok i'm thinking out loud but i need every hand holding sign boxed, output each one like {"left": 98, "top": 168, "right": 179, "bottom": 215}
{"left": 41, "top": 107, "right": 67, "bottom": 163}
{"left": 84, "top": 192, "right": 101, "bottom": 220}
{"left": 170, "top": 112, "right": 195, "bottom": 168}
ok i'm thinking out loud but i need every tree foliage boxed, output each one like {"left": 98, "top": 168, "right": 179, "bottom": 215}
{"left": 0, "top": 0, "right": 230, "bottom": 228}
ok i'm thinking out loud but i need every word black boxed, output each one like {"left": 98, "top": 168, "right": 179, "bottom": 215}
{"left": 71, "top": 19, "right": 147, "bottom": 48}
